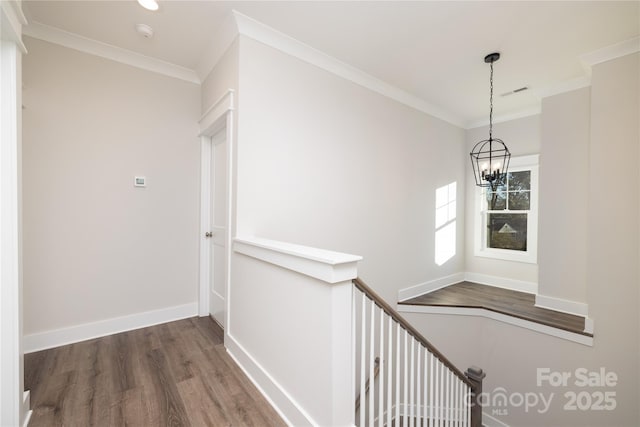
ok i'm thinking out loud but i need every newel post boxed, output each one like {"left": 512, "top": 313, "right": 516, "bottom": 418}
{"left": 466, "top": 366, "right": 486, "bottom": 427}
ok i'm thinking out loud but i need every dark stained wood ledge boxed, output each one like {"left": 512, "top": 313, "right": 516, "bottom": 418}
{"left": 399, "top": 281, "right": 592, "bottom": 337}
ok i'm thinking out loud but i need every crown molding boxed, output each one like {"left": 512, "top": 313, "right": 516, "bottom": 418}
{"left": 465, "top": 106, "right": 541, "bottom": 130}
{"left": 21, "top": 12, "right": 638, "bottom": 129}
{"left": 228, "top": 10, "right": 466, "bottom": 128}
{"left": 533, "top": 76, "right": 591, "bottom": 100}
{"left": 1, "top": 0, "right": 27, "bottom": 52}
{"left": 23, "top": 21, "right": 200, "bottom": 84}
{"left": 9, "top": 0, "right": 27, "bottom": 25}
{"left": 580, "top": 36, "right": 640, "bottom": 74}
{"left": 528, "top": 37, "right": 639, "bottom": 103}
{"left": 466, "top": 37, "right": 640, "bottom": 128}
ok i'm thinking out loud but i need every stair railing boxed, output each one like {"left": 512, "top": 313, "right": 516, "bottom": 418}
{"left": 353, "top": 278, "right": 485, "bottom": 427}
{"left": 355, "top": 357, "right": 380, "bottom": 413}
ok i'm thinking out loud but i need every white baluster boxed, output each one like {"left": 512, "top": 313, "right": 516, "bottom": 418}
{"left": 359, "top": 292, "right": 366, "bottom": 427}
{"left": 403, "top": 330, "right": 408, "bottom": 427}
{"left": 453, "top": 373, "right": 457, "bottom": 426}
{"left": 444, "top": 368, "right": 451, "bottom": 426}
{"left": 454, "top": 378, "right": 458, "bottom": 427}
{"left": 378, "top": 307, "right": 384, "bottom": 427}
{"left": 462, "top": 382, "right": 467, "bottom": 427}
{"left": 429, "top": 353, "right": 434, "bottom": 426}
{"left": 395, "top": 323, "right": 400, "bottom": 425}
{"left": 456, "top": 377, "right": 460, "bottom": 427}
{"left": 416, "top": 345, "right": 421, "bottom": 427}
{"left": 369, "top": 299, "right": 375, "bottom": 427}
{"left": 410, "top": 338, "right": 415, "bottom": 427}
{"left": 436, "top": 361, "right": 441, "bottom": 427}
{"left": 423, "top": 350, "right": 428, "bottom": 424}
{"left": 465, "top": 384, "right": 470, "bottom": 427}
{"left": 387, "top": 316, "right": 392, "bottom": 427}
{"left": 352, "top": 285, "right": 356, "bottom": 426}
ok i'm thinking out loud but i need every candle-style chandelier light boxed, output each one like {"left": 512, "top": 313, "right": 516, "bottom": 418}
{"left": 470, "top": 52, "right": 511, "bottom": 191}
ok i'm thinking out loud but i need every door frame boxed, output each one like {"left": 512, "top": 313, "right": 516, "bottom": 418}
{"left": 198, "top": 89, "right": 235, "bottom": 331}
{"left": 1, "top": 2, "right": 30, "bottom": 423}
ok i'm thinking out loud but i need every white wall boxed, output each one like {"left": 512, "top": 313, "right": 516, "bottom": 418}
{"left": 418, "top": 53, "right": 639, "bottom": 427}
{"left": 212, "top": 33, "right": 469, "bottom": 425}
{"left": 538, "top": 88, "right": 590, "bottom": 303}
{"left": 585, "top": 52, "right": 639, "bottom": 426}
{"left": 22, "top": 37, "right": 201, "bottom": 340}
{"left": 464, "top": 115, "right": 540, "bottom": 286}
{"left": 201, "top": 38, "right": 239, "bottom": 114}
{"left": 236, "top": 36, "right": 467, "bottom": 304}
{"left": 228, "top": 251, "right": 353, "bottom": 426}
{"left": 402, "top": 312, "right": 484, "bottom": 373}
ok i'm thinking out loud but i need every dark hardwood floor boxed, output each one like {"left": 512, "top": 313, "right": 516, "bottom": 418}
{"left": 24, "top": 317, "right": 286, "bottom": 427}
{"left": 399, "top": 281, "right": 591, "bottom": 337}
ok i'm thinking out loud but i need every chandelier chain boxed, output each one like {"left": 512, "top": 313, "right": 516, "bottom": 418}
{"left": 489, "top": 60, "right": 494, "bottom": 140}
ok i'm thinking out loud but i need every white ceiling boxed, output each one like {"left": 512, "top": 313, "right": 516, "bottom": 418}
{"left": 23, "top": 1, "right": 640, "bottom": 127}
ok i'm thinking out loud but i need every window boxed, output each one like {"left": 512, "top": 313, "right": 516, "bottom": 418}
{"left": 475, "top": 155, "right": 538, "bottom": 263}
{"left": 435, "top": 182, "right": 456, "bottom": 266}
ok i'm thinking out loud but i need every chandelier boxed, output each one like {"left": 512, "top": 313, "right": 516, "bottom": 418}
{"left": 470, "top": 52, "right": 511, "bottom": 191}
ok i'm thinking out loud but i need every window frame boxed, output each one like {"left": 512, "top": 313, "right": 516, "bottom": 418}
{"left": 474, "top": 154, "right": 538, "bottom": 264}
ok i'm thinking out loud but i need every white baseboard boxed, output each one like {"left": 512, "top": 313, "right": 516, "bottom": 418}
{"left": 584, "top": 317, "right": 594, "bottom": 334}
{"left": 397, "top": 305, "right": 593, "bottom": 346}
{"left": 23, "top": 302, "right": 198, "bottom": 353}
{"left": 22, "top": 391, "right": 32, "bottom": 427}
{"left": 210, "top": 289, "right": 226, "bottom": 329}
{"left": 225, "top": 333, "right": 316, "bottom": 427}
{"left": 483, "top": 411, "right": 510, "bottom": 427}
{"left": 464, "top": 272, "right": 538, "bottom": 294}
{"left": 398, "top": 273, "right": 465, "bottom": 302}
{"left": 392, "top": 403, "right": 495, "bottom": 426}
{"left": 534, "top": 294, "right": 588, "bottom": 317}
{"left": 398, "top": 272, "right": 536, "bottom": 302}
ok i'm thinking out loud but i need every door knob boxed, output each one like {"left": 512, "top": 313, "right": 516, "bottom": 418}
{"left": 205, "top": 231, "right": 214, "bottom": 238}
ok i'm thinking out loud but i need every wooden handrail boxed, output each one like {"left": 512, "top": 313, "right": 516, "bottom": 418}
{"left": 354, "top": 357, "right": 380, "bottom": 413}
{"left": 353, "top": 277, "right": 475, "bottom": 390}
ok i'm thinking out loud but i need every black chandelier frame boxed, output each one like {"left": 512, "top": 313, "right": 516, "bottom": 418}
{"left": 470, "top": 52, "right": 511, "bottom": 192}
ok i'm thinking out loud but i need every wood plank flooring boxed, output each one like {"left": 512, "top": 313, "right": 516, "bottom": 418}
{"left": 399, "top": 281, "right": 591, "bottom": 337}
{"left": 24, "top": 317, "right": 286, "bottom": 427}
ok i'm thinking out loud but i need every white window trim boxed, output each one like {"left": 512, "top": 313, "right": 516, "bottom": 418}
{"left": 474, "top": 154, "right": 539, "bottom": 264}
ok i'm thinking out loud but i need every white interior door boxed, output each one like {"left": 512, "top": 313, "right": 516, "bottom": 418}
{"left": 209, "top": 129, "right": 227, "bottom": 327}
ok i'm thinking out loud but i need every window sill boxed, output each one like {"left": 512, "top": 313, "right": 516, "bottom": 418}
{"left": 398, "top": 281, "right": 593, "bottom": 346}
{"left": 474, "top": 248, "right": 537, "bottom": 264}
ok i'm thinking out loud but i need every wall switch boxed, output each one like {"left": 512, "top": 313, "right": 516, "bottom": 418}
{"left": 134, "top": 176, "right": 146, "bottom": 187}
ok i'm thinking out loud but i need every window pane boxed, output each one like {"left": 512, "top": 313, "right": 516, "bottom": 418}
{"left": 508, "top": 171, "right": 530, "bottom": 191}
{"left": 487, "top": 213, "right": 528, "bottom": 251}
{"left": 486, "top": 190, "right": 506, "bottom": 210}
{"left": 508, "top": 191, "right": 530, "bottom": 210}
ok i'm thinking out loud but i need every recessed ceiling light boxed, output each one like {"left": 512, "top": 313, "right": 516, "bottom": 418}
{"left": 137, "top": 0, "right": 158, "bottom": 11}
{"left": 135, "top": 23, "right": 154, "bottom": 38}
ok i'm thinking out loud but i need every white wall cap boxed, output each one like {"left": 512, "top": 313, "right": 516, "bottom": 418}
{"left": 234, "top": 236, "right": 362, "bottom": 284}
